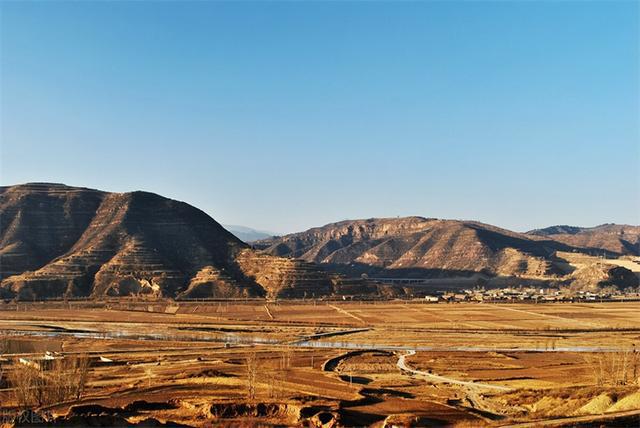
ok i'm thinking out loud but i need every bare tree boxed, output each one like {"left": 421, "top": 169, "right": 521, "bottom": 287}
{"left": 245, "top": 352, "right": 259, "bottom": 400}
{"left": 266, "top": 368, "right": 286, "bottom": 399}
{"left": 0, "top": 337, "right": 7, "bottom": 387}
{"left": 584, "top": 350, "right": 637, "bottom": 387}
{"left": 280, "top": 346, "right": 293, "bottom": 370}
{"left": 9, "top": 363, "right": 42, "bottom": 409}
{"left": 9, "top": 354, "right": 90, "bottom": 409}
{"left": 633, "top": 345, "right": 638, "bottom": 384}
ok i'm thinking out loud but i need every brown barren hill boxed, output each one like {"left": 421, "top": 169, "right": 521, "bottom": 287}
{"left": 255, "top": 217, "right": 609, "bottom": 279}
{"left": 527, "top": 224, "right": 640, "bottom": 256}
{"left": 0, "top": 183, "right": 106, "bottom": 278}
{"left": 0, "top": 183, "right": 332, "bottom": 300}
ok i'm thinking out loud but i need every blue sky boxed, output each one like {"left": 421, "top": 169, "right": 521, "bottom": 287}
{"left": 1, "top": 1, "right": 638, "bottom": 234}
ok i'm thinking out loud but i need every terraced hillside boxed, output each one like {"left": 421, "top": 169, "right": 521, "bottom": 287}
{"left": 0, "top": 183, "right": 334, "bottom": 300}
{"left": 255, "top": 217, "right": 612, "bottom": 280}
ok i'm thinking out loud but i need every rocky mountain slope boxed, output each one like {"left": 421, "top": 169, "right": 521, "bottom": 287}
{"left": 568, "top": 263, "right": 639, "bottom": 292}
{"left": 2, "top": 184, "right": 636, "bottom": 299}
{"left": 527, "top": 224, "right": 640, "bottom": 256}
{"left": 0, "top": 183, "right": 334, "bottom": 300}
{"left": 255, "top": 217, "right": 622, "bottom": 280}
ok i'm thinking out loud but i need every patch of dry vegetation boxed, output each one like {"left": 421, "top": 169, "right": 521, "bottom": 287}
{"left": 583, "top": 350, "right": 640, "bottom": 387}
{"left": 244, "top": 352, "right": 258, "bottom": 400}
{"left": 1, "top": 303, "right": 640, "bottom": 427}
{"left": 9, "top": 354, "right": 89, "bottom": 409}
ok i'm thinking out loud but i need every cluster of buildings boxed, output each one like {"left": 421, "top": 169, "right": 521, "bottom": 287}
{"left": 424, "top": 287, "right": 640, "bottom": 303}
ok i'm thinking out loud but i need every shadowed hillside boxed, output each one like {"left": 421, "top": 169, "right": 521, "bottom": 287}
{"left": 2, "top": 185, "right": 636, "bottom": 299}
{"left": 0, "top": 183, "right": 333, "bottom": 300}
{"left": 255, "top": 217, "right": 617, "bottom": 279}
{"left": 527, "top": 224, "right": 640, "bottom": 256}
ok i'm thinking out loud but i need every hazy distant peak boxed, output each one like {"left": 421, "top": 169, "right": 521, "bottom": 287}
{"left": 224, "top": 225, "right": 276, "bottom": 243}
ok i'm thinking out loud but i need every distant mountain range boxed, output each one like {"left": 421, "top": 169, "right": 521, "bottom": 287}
{"left": 527, "top": 224, "right": 640, "bottom": 255}
{"left": 255, "top": 217, "right": 640, "bottom": 283}
{"left": 1, "top": 183, "right": 637, "bottom": 300}
{"left": 223, "top": 225, "right": 275, "bottom": 243}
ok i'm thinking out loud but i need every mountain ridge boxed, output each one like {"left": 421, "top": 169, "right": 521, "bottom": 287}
{"left": 526, "top": 224, "right": 640, "bottom": 255}
{"left": 0, "top": 183, "right": 334, "bottom": 300}
{"left": 2, "top": 183, "right": 637, "bottom": 299}
{"left": 255, "top": 217, "right": 631, "bottom": 280}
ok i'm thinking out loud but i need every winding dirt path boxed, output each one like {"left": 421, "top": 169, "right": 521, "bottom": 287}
{"left": 397, "top": 350, "right": 512, "bottom": 391}
{"left": 328, "top": 305, "right": 366, "bottom": 324}
{"left": 485, "top": 304, "right": 606, "bottom": 329}
{"left": 263, "top": 305, "right": 274, "bottom": 320}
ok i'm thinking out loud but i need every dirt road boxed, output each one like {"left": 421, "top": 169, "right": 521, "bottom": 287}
{"left": 397, "top": 350, "right": 512, "bottom": 391}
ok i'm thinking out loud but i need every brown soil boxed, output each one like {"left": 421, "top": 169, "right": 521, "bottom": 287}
{"left": 1, "top": 301, "right": 639, "bottom": 427}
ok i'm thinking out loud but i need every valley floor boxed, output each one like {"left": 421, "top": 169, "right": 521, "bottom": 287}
{"left": 1, "top": 301, "right": 639, "bottom": 427}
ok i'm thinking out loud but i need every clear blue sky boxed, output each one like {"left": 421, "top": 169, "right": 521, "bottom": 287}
{"left": 1, "top": 1, "right": 638, "bottom": 234}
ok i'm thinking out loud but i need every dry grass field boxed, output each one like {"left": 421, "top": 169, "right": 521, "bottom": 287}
{"left": 1, "top": 301, "right": 640, "bottom": 427}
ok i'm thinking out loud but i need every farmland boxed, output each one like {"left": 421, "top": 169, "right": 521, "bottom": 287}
{"left": 1, "top": 301, "right": 639, "bottom": 427}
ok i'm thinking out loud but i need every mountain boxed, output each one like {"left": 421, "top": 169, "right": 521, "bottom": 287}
{"left": 0, "top": 183, "right": 333, "bottom": 300}
{"left": 3, "top": 185, "right": 635, "bottom": 299}
{"left": 527, "top": 224, "right": 640, "bottom": 255}
{"left": 527, "top": 225, "right": 587, "bottom": 236}
{"left": 255, "top": 217, "right": 618, "bottom": 281}
{"left": 568, "top": 263, "right": 639, "bottom": 292}
{"left": 223, "top": 225, "right": 275, "bottom": 243}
